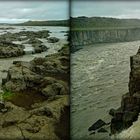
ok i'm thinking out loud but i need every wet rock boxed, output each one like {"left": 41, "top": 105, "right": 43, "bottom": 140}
{"left": 4, "top": 64, "right": 43, "bottom": 92}
{"left": 33, "top": 44, "right": 48, "bottom": 53}
{"left": 24, "top": 38, "right": 42, "bottom": 44}
{"left": 0, "top": 30, "right": 49, "bottom": 46}
{"left": 0, "top": 125, "right": 24, "bottom": 139}
{"left": 0, "top": 103, "right": 5, "bottom": 110}
{"left": 1, "top": 45, "right": 69, "bottom": 139}
{"left": 0, "top": 95, "right": 69, "bottom": 140}
{"left": 109, "top": 108, "right": 116, "bottom": 116}
{"left": 48, "top": 37, "right": 59, "bottom": 43}
{"left": 2, "top": 120, "right": 17, "bottom": 128}
{"left": 34, "top": 46, "right": 42, "bottom": 53}
{"left": 31, "top": 106, "right": 53, "bottom": 117}
{"left": 123, "top": 111, "right": 138, "bottom": 124}
{"left": 0, "top": 108, "right": 8, "bottom": 113}
{"left": 1, "top": 70, "right": 8, "bottom": 73}
{"left": 88, "top": 119, "right": 106, "bottom": 131}
{"left": 111, "top": 118, "right": 124, "bottom": 134}
{"left": 0, "top": 41, "right": 24, "bottom": 58}
{"left": 89, "top": 132, "right": 95, "bottom": 135}
{"left": 15, "top": 30, "right": 50, "bottom": 39}
{"left": 54, "top": 105, "right": 70, "bottom": 140}
{"left": 25, "top": 125, "right": 41, "bottom": 133}
{"left": 42, "top": 85, "right": 58, "bottom": 98}
{"left": 111, "top": 47, "right": 140, "bottom": 134}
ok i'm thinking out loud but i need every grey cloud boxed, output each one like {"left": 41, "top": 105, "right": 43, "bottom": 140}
{"left": 72, "top": 1, "right": 140, "bottom": 19}
{"left": 0, "top": 1, "right": 69, "bottom": 23}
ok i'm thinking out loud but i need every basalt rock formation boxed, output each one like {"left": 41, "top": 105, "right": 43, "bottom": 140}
{"left": 110, "top": 46, "right": 140, "bottom": 134}
{"left": 71, "top": 17, "right": 140, "bottom": 52}
{"left": 71, "top": 28, "right": 140, "bottom": 46}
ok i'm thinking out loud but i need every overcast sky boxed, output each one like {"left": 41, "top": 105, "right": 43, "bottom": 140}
{"left": 72, "top": 1, "right": 140, "bottom": 19}
{"left": 0, "top": 1, "right": 69, "bottom": 23}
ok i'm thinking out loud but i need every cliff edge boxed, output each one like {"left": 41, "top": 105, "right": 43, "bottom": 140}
{"left": 110, "top": 46, "right": 140, "bottom": 134}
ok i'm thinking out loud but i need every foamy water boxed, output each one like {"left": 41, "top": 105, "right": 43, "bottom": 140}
{"left": 112, "top": 114, "right": 140, "bottom": 140}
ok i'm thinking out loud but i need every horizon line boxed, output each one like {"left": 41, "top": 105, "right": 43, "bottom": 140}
{"left": 71, "top": 16, "right": 140, "bottom": 20}
{"left": 0, "top": 18, "right": 69, "bottom": 24}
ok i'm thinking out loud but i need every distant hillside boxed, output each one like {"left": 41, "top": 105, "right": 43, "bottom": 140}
{"left": 15, "top": 20, "right": 69, "bottom": 26}
{"left": 71, "top": 17, "right": 140, "bottom": 29}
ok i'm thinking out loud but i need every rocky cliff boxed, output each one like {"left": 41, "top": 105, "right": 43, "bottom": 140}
{"left": 71, "top": 28, "right": 140, "bottom": 52}
{"left": 110, "top": 46, "right": 140, "bottom": 134}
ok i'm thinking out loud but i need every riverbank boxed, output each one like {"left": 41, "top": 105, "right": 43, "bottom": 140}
{"left": 0, "top": 25, "right": 69, "bottom": 139}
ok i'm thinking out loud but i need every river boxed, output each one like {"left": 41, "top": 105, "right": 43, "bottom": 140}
{"left": 0, "top": 26, "right": 68, "bottom": 89}
{"left": 71, "top": 41, "right": 140, "bottom": 139}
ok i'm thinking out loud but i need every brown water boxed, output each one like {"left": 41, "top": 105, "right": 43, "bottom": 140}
{"left": 71, "top": 41, "right": 140, "bottom": 140}
{"left": 7, "top": 91, "right": 47, "bottom": 110}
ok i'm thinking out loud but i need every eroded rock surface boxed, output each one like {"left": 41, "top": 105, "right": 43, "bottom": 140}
{"left": 0, "top": 30, "right": 50, "bottom": 58}
{"left": 3, "top": 46, "right": 69, "bottom": 95}
{"left": 0, "top": 95, "right": 69, "bottom": 140}
{"left": 0, "top": 45, "right": 70, "bottom": 139}
{"left": 48, "top": 37, "right": 59, "bottom": 43}
{"left": 0, "top": 41, "right": 25, "bottom": 58}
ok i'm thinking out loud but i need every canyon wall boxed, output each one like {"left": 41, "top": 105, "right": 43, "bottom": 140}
{"left": 110, "top": 47, "right": 140, "bottom": 134}
{"left": 71, "top": 28, "right": 140, "bottom": 52}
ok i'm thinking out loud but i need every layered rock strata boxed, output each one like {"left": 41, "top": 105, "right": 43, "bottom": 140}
{"left": 71, "top": 28, "right": 140, "bottom": 52}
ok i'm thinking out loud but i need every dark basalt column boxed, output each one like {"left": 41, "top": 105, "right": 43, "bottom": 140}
{"left": 110, "top": 47, "right": 140, "bottom": 134}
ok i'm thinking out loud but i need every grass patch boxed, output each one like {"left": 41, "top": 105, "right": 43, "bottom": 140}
{"left": 2, "top": 90, "right": 15, "bottom": 100}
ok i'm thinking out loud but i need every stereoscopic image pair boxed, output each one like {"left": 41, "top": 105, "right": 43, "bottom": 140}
{"left": 0, "top": 0, "right": 140, "bottom": 140}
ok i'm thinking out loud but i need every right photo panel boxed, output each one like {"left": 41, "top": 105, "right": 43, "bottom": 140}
{"left": 71, "top": 1, "right": 140, "bottom": 140}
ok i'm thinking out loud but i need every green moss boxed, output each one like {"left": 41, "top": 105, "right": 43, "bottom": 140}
{"left": 71, "top": 17, "right": 140, "bottom": 30}
{"left": 2, "top": 90, "right": 15, "bottom": 100}
{"left": 15, "top": 20, "right": 69, "bottom": 26}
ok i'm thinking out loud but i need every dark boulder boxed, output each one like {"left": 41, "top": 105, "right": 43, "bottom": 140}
{"left": 97, "top": 128, "right": 108, "bottom": 133}
{"left": 109, "top": 108, "right": 116, "bottom": 116}
{"left": 88, "top": 119, "right": 106, "bottom": 131}
{"left": 48, "top": 37, "right": 59, "bottom": 43}
{"left": 89, "top": 132, "right": 95, "bottom": 135}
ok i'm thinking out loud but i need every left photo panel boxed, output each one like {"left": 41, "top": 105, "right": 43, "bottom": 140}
{"left": 0, "top": 1, "right": 70, "bottom": 139}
